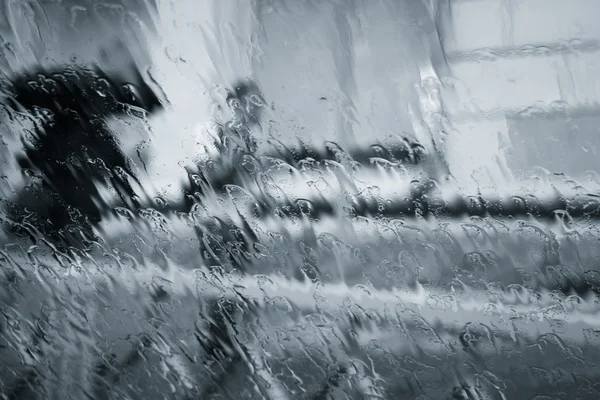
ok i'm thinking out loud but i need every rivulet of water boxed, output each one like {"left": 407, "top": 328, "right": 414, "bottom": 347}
{"left": 1, "top": 1, "right": 600, "bottom": 399}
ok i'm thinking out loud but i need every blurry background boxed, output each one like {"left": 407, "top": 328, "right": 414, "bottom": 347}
{"left": 3, "top": 0, "right": 599, "bottom": 196}
{"left": 2, "top": 0, "right": 600, "bottom": 399}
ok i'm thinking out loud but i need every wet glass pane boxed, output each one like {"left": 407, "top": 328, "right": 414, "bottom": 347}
{"left": 1, "top": 0, "right": 600, "bottom": 399}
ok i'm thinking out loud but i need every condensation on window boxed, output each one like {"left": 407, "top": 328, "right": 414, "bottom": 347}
{"left": 1, "top": 1, "right": 600, "bottom": 399}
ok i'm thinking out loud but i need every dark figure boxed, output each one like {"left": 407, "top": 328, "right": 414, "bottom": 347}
{"left": 183, "top": 79, "right": 266, "bottom": 269}
{"left": 186, "top": 80, "right": 267, "bottom": 397}
{"left": 4, "top": 63, "right": 162, "bottom": 246}
{"left": 181, "top": 79, "right": 264, "bottom": 200}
